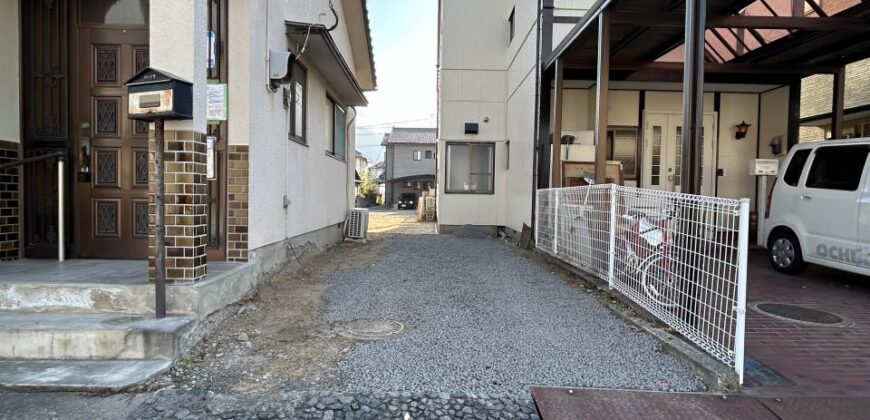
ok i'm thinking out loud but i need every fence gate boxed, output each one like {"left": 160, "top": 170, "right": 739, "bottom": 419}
{"left": 536, "top": 184, "right": 750, "bottom": 383}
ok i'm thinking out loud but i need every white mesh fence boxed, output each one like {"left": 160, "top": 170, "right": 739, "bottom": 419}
{"left": 536, "top": 184, "right": 749, "bottom": 383}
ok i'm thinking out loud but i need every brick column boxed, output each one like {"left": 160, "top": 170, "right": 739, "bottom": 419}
{"left": 227, "top": 145, "right": 249, "bottom": 262}
{"left": 0, "top": 141, "right": 19, "bottom": 261}
{"left": 148, "top": 130, "right": 208, "bottom": 282}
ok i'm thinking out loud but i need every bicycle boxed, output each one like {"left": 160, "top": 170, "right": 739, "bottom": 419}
{"left": 614, "top": 207, "right": 681, "bottom": 308}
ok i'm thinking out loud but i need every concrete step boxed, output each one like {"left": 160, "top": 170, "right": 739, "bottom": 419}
{"left": 0, "top": 359, "right": 172, "bottom": 392}
{"left": 0, "top": 281, "right": 199, "bottom": 315}
{"left": 0, "top": 313, "right": 195, "bottom": 360}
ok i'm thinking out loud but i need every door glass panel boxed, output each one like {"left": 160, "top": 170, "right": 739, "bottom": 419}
{"left": 651, "top": 126, "right": 662, "bottom": 186}
{"left": 81, "top": 0, "right": 149, "bottom": 25}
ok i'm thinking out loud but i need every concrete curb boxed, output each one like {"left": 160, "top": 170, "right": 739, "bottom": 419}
{"left": 531, "top": 250, "right": 740, "bottom": 392}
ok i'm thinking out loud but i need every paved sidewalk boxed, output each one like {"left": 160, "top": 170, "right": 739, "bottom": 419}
{"left": 532, "top": 387, "right": 870, "bottom": 420}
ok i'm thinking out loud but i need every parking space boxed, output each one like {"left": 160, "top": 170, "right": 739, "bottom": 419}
{"left": 743, "top": 250, "right": 870, "bottom": 397}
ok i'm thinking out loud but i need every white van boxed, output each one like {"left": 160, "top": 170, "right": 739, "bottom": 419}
{"left": 763, "top": 138, "right": 870, "bottom": 275}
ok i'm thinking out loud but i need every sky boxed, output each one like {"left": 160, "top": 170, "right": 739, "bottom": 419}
{"left": 355, "top": 0, "right": 438, "bottom": 164}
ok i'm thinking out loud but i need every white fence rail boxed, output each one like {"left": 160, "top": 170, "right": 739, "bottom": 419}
{"left": 536, "top": 184, "right": 750, "bottom": 383}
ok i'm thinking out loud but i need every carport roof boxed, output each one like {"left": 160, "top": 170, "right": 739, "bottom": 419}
{"left": 548, "top": 0, "right": 870, "bottom": 83}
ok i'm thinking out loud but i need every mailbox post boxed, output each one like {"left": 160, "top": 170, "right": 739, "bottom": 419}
{"left": 751, "top": 159, "right": 780, "bottom": 246}
{"left": 126, "top": 68, "right": 194, "bottom": 318}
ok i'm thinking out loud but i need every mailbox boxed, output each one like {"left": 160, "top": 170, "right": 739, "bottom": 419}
{"left": 125, "top": 67, "right": 193, "bottom": 121}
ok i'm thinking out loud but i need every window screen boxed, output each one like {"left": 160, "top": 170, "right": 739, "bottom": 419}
{"left": 446, "top": 143, "right": 494, "bottom": 194}
{"left": 783, "top": 149, "right": 810, "bottom": 187}
{"left": 806, "top": 146, "right": 869, "bottom": 191}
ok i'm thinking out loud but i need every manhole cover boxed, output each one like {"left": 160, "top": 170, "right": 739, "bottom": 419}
{"left": 335, "top": 319, "right": 406, "bottom": 340}
{"left": 753, "top": 302, "right": 849, "bottom": 327}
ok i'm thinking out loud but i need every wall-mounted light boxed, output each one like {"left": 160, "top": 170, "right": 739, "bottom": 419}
{"left": 735, "top": 121, "right": 752, "bottom": 140}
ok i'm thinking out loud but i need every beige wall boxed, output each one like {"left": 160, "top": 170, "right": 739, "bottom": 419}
{"left": 0, "top": 0, "right": 20, "bottom": 143}
{"left": 227, "top": 0, "right": 363, "bottom": 249}
{"left": 716, "top": 93, "right": 759, "bottom": 206}
{"left": 150, "top": 0, "right": 208, "bottom": 133}
{"left": 801, "top": 58, "right": 870, "bottom": 119}
{"left": 389, "top": 144, "right": 437, "bottom": 179}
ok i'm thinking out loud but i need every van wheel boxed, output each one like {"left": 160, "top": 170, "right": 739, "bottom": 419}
{"left": 769, "top": 231, "right": 806, "bottom": 275}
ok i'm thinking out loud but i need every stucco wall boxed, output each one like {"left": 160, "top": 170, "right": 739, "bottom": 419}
{"left": 389, "top": 144, "right": 437, "bottom": 179}
{"left": 150, "top": 0, "right": 208, "bottom": 133}
{"left": 716, "top": 93, "right": 759, "bottom": 206}
{"left": 0, "top": 0, "right": 20, "bottom": 143}
{"left": 229, "top": 0, "right": 359, "bottom": 250}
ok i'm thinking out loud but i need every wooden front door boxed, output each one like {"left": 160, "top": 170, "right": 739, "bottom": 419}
{"left": 75, "top": 27, "right": 150, "bottom": 258}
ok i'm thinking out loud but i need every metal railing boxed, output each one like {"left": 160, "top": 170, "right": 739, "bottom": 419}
{"left": 0, "top": 152, "right": 65, "bottom": 261}
{"left": 536, "top": 184, "right": 749, "bottom": 383}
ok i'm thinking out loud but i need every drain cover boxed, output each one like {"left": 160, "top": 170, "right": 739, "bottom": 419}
{"left": 754, "top": 303, "right": 847, "bottom": 326}
{"left": 744, "top": 356, "right": 794, "bottom": 387}
{"left": 335, "top": 319, "right": 406, "bottom": 340}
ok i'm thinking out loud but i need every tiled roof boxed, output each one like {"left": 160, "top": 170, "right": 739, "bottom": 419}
{"left": 381, "top": 127, "right": 437, "bottom": 145}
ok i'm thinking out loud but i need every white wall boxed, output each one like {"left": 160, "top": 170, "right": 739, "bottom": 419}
{"left": 0, "top": 0, "right": 20, "bottom": 143}
{"left": 150, "top": 0, "right": 208, "bottom": 133}
{"left": 229, "top": 0, "right": 361, "bottom": 250}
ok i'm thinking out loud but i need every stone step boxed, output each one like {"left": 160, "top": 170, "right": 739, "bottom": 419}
{"left": 0, "top": 281, "right": 199, "bottom": 315}
{"left": 0, "top": 359, "right": 172, "bottom": 392}
{"left": 0, "top": 312, "right": 195, "bottom": 360}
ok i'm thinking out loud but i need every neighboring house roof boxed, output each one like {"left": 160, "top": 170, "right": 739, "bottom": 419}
{"left": 370, "top": 161, "right": 385, "bottom": 169}
{"left": 381, "top": 127, "right": 437, "bottom": 146}
{"left": 355, "top": 150, "right": 369, "bottom": 160}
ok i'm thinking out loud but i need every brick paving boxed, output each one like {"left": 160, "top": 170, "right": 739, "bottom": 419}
{"left": 743, "top": 250, "right": 870, "bottom": 397}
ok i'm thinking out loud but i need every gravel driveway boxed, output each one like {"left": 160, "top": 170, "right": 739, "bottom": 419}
{"left": 323, "top": 228, "right": 704, "bottom": 396}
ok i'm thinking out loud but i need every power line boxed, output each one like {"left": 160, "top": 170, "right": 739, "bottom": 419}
{"left": 355, "top": 116, "right": 434, "bottom": 129}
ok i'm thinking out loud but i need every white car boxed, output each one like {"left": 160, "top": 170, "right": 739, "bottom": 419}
{"left": 763, "top": 138, "right": 870, "bottom": 275}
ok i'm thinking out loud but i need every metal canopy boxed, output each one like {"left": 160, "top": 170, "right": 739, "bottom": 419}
{"left": 547, "top": 0, "right": 870, "bottom": 82}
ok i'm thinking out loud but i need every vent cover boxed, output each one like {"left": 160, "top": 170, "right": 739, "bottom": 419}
{"left": 345, "top": 208, "right": 369, "bottom": 239}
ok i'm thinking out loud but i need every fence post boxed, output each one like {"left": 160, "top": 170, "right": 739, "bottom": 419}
{"left": 733, "top": 198, "right": 750, "bottom": 385}
{"left": 607, "top": 185, "right": 616, "bottom": 288}
{"left": 534, "top": 190, "right": 540, "bottom": 248}
{"left": 553, "top": 189, "right": 561, "bottom": 256}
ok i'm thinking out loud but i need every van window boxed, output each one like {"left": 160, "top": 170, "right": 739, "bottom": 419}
{"left": 783, "top": 149, "right": 811, "bottom": 186}
{"left": 805, "top": 146, "right": 870, "bottom": 191}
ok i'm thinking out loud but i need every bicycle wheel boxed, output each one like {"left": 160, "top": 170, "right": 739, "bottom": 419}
{"left": 640, "top": 252, "right": 679, "bottom": 308}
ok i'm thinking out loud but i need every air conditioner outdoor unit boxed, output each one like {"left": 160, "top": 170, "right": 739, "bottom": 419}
{"left": 345, "top": 208, "right": 369, "bottom": 240}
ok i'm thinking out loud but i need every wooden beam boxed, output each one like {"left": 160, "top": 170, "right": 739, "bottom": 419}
{"left": 595, "top": 11, "right": 610, "bottom": 183}
{"left": 563, "top": 59, "right": 838, "bottom": 75}
{"left": 551, "top": 59, "right": 564, "bottom": 187}
{"left": 831, "top": 65, "right": 846, "bottom": 140}
{"left": 608, "top": 12, "right": 869, "bottom": 31}
{"left": 788, "top": 80, "right": 801, "bottom": 150}
{"left": 804, "top": 0, "right": 828, "bottom": 17}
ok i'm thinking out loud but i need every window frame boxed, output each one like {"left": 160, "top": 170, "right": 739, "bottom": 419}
{"left": 444, "top": 142, "right": 496, "bottom": 195}
{"left": 424, "top": 150, "right": 433, "bottom": 160}
{"left": 287, "top": 61, "right": 307, "bottom": 145}
{"left": 413, "top": 149, "right": 423, "bottom": 161}
{"left": 326, "top": 95, "right": 347, "bottom": 160}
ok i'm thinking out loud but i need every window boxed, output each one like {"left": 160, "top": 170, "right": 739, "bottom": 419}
{"left": 403, "top": 181, "right": 413, "bottom": 188}
{"left": 413, "top": 150, "right": 422, "bottom": 161}
{"left": 783, "top": 149, "right": 811, "bottom": 187}
{"left": 287, "top": 62, "right": 307, "bottom": 143}
{"left": 415, "top": 181, "right": 422, "bottom": 190}
{"left": 327, "top": 98, "right": 346, "bottom": 159}
{"left": 806, "top": 146, "right": 869, "bottom": 191}
{"left": 508, "top": 7, "right": 515, "bottom": 44}
{"left": 606, "top": 128, "right": 638, "bottom": 180}
{"left": 446, "top": 143, "right": 495, "bottom": 194}
{"left": 425, "top": 150, "right": 433, "bottom": 159}
{"left": 505, "top": 140, "right": 510, "bottom": 170}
